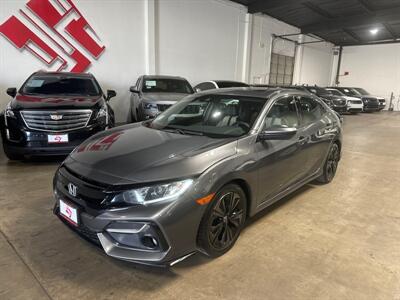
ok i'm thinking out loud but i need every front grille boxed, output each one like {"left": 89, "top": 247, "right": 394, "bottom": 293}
{"left": 334, "top": 100, "right": 346, "bottom": 106}
{"left": 157, "top": 104, "right": 172, "bottom": 112}
{"left": 56, "top": 166, "right": 110, "bottom": 211}
{"left": 350, "top": 100, "right": 362, "bottom": 104}
{"left": 21, "top": 110, "right": 92, "bottom": 132}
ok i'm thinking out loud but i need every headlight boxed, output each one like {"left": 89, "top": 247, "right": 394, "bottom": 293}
{"left": 4, "top": 102, "right": 15, "bottom": 118}
{"left": 97, "top": 103, "right": 108, "bottom": 119}
{"left": 110, "top": 179, "right": 193, "bottom": 206}
{"left": 143, "top": 102, "right": 158, "bottom": 110}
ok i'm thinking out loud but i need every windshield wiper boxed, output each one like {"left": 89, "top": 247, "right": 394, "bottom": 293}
{"left": 162, "top": 126, "right": 203, "bottom": 136}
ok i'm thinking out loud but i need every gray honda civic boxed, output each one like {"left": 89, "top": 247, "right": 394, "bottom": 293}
{"left": 53, "top": 88, "right": 342, "bottom": 266}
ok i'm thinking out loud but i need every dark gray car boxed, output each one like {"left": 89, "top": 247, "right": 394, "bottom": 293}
{"left": 53, "top": 88, "right": 342, "bottom": 266}
{"left": 128, "top": 75, "right": 194, "bottom": 121}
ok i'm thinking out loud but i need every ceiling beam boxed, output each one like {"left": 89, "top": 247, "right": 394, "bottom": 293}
{"left": 302, "top": 2, "right": 334, "bottom": 19}
{"left": 248, "top": 0, "right": 303, "bottom": 13}
{"left": 343, "top": 29, "right": 362, "bottom": 42}
{"left": 302, "top": 6, "right": 400, "bottom": 33}
{"left": 357, "top": 0, "right": 374, "bottom": 14}
{"left": 383, "top": 23, "right": 397, "bottom": 39}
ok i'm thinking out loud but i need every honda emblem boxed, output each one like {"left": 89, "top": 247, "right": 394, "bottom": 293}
{"left": 68, "top": 183, "right": 77, "bottom": 197}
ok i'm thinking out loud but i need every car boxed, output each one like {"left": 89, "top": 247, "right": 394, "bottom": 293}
{"left": 328, "top": 87, "right": 380, "bottom": 112}
{"left": 0, "top": 71, "right": 116, "bottom": 160}
{"left": 278, "top": 85, "right": 348, "bottom": 114}
{"left": 194, "top": 80, "right": 249, "bottom": 92}
{"left": 53, "top": 87, "right": 342, "bottom": 266}
{"left": 325, "top": 88, "right": 364, "bottom": 113}
{"left": 352, "top": 87, "right": 386, "bottom": 111}
{"left": 128, "top": 75, "right": 194, "bottom": 121}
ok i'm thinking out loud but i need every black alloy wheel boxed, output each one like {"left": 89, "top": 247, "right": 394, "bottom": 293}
{"left": 197, "top": 184, "right": 247, "bottom": 257}
{"left": 317, "top": 143, "right": 340, "bottom": 184}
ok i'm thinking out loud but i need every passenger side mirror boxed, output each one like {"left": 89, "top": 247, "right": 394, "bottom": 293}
{"left": 6, "top": 88, "right": 17, "bottom": 98}
{"left": 129, "top": 86, "right": 140, "bottom": 93}
{"left": 257, "top": 127, "right": 297, "bottom": 141}
{"left": 106, "top": 90, "right": 117, "bottom": 101}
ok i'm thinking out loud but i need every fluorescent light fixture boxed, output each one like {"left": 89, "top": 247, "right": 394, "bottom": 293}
{"left": 370, "top": 28, "right": 379, "bottom": 35}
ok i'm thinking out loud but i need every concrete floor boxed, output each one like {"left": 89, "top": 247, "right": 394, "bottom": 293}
{"left": 1, "top": 112, "right": 400, "bottom": 300}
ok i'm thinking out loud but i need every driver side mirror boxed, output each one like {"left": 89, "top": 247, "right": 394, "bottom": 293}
{"left": 129, "top": 86, "right": 140, "bottom": 93}
{"left": 194, "top": 88, "right": 201, "bottom": 93}
{"left": 106, "top": 90, "right": 116, "bottom": 101}
{"left": 257, "top": 127, "right": 297, "bottom": 141}
{"left": 6, "top": 88, "right": 17, "bottom": 98}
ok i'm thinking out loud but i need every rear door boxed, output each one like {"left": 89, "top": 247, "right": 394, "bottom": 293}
{"left": 296, "top": 95, "right": 333, "bottom": 176}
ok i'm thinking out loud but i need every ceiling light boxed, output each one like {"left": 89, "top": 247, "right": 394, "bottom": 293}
{"left": 370, "top": 28, "right": 379, "bottom": 35}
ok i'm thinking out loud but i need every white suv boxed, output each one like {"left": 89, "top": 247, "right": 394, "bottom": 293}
{"left": 326, "top": 88, "right": 363, "bottom": 113}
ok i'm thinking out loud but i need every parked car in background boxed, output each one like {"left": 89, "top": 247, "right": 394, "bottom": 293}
{"left": 352, "top": 87, "right": 386, "bottom": 110}
{"left": 0, "top": 71, "right": 116, "bottom": 160}
{"left": 53, "top": 87, "right": 342, "bottom": 266}
{"left": 279, "top": 86, "right": 348, "bottom": 114}
{"left": 129, "top": 75, "right": 194, "bottom": 121}
{"left": 194, "top": 80, "right": 249, "bottom": 92}
{"left": 325, "top": 88, "right": 364, "bottom": 113}
{"left": 329, "top": 87, "right": 380, "bottom": 112}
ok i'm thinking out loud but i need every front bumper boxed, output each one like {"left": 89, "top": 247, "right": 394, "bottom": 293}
{"left": 53, "top": 167, "right": 207, "bottom": 265}
{"left": 331, "top": 105, "right": 347, "bottom": 113}
{"left": 1, "top": 124, "right": 106, "bottom": 156}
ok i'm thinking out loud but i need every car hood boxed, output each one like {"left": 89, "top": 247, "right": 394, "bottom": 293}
{"left": 343, "top": 96, "right": 360, "bottom": 101}
{"left": 65, "top": 123, "right": 237, "bottom": 185}
{"left": 141, "top": 92, "right": 191, "bottom": 103}
{"left": 320, "top": 94, "right": 346, "bottom": 101}
{"left": 11, "top": 94, "right": 103, "bottom": 110}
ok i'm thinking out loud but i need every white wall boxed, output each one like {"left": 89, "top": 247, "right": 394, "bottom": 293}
{"left": 248, "top": 14, "right": 299, "bottom": 84}
{"left": 247, "top": 14, "right": 334, "bottom": 86}
{"left": 339, "top": 44, "right": 400, "bottom": 109}
{"left": 296, "top": 36, "right": 334, "bottom": 86}
{"left": 157, "top": 0, "right": 247, "bottom": 84}
{"left": 0, "top": 0, "right": 335, "bottom": 122}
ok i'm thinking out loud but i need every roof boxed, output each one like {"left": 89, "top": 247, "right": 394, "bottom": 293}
{"left": 231, "top": 0, "right": 400, "bottom": 46}
{"left": 34, "top": 71, "right": 94, "bottom": 77}
{"left": 195, "top": 87, "right": 310, "bottom": 99}
{"left": 143, "top": 75, "right": 188, "bottom": 80}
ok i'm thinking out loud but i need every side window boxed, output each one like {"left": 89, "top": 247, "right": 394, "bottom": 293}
{"left": 264, "top": 96, "right": 299, "bottom": 129}
{"left": 298, "top": 96, "right": 324, "bottom": 124}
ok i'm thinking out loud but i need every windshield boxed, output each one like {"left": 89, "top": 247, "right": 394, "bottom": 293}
{"left": 142, "top": 78, "right": 193, "bottom": 94}
{"left": 22, "top": 75, "right": 100, "bottom": 96}
{"left": 338, "top": 88, "right": 358, "bottom": 96}
{"left": 216, "top": 81, "right": 249, "bottom": 88}
{"left": 305, "top": 87, "right": 330, "bottom": 96}
{"left": 327, "top": 89, "right": 344, "bottom": 96}
{"left": 353, "top": 88, "right": 370, "bottom": 95}
{"left": 148, "top": 94, "right": 265, "bottom": 138}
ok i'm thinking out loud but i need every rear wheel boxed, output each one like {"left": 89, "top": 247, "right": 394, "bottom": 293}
{"left": 197, "top": 184, "right": 247, "bottom": 258}
{"left": 316, "top": 143, "right": 340, "bottom": 184}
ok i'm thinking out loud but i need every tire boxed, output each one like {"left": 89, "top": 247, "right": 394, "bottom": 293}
{"left": 316, "top": 143, "right": 340, "bottom": 184}
{"left": 2, "top": 143, "right": 23, "bottom": 160}
{"left": 197, "top": 184, "right": 247, "bottom": 258}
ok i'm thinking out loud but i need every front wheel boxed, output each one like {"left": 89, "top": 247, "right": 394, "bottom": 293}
{"left": 197, "top": 184, "right": 247, "bottom": 258}
{"left": 316, "top": 143, "right": 340, "bottom": 184}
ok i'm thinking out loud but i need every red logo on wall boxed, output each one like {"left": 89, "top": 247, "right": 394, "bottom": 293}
{"left": 0, "top": 0, "right": 105, "bottom": 72}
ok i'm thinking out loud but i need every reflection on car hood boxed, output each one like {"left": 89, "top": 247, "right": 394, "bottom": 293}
{"left": 141, "top": 92, "right": 191, "bottom": 103}
{"left": 11, "top": 94, "right": 103, "bottom": 110}
{"left": 65, "top": 123, "right": 237, "bottom": 184}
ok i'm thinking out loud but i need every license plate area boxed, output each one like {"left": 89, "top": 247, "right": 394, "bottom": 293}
{"left": 59, "top": 199, "right": 79, "bottom": 226}
{"left": 48, "top": 134, "right": 68, "bottom": 143}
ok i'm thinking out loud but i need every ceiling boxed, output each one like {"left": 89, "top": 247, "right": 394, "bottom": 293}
{"left": 231, "top": 0, "right": 400, "bottom": 46}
